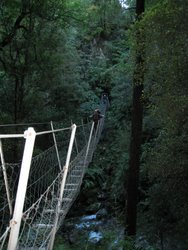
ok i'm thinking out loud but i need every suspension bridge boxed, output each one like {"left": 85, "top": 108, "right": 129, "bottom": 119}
{"left": 0, "top": 96, "right": 108, "bottom": 250}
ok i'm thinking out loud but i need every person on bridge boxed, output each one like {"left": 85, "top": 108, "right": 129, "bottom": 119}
{"left": 91, "top": 109, "right": 103, "bottom": 130}
{"left": 101, "top": 93, "right": 110, "bottom": 109}
{"left": 102, "top": 93, "right": 108, "bottom": 104}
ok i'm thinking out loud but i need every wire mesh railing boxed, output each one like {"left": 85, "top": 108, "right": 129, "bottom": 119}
{"left": 0, "top": 96, "right": 108, "bottom": 250}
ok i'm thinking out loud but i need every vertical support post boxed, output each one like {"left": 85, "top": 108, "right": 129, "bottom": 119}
{"left": 7, "top": 127, "right": 36, "bottom": 250}
{"left": 71, "top": 120, "right": 78, "bottom": 154}
{"left": 84, "top": 122, "right": 94, "bottom": 166}
{"left": 50, "top": 121, "right": 62, "bottom": 171}
{"left": 48, "top": 124, "right": 77, "bottom": 250}
{"left": 0, "top": 139, "right": 12, "bottom": 215}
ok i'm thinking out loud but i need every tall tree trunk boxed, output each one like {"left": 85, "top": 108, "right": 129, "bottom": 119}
{"left": 126, "top": 0, "right": 145, "bottom": 237}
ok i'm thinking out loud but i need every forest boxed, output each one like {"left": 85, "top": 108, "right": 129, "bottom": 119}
{"left": 0, "top": 0, "right": 188, "bottom": 249}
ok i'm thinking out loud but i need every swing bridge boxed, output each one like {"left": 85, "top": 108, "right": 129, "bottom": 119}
{"left": 0, "top": 96, "right": 108, "bottom": 250}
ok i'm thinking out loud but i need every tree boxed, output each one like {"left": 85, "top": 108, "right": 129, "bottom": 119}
{"left": 139, "top": 1, "right": 188, "bottom": 247}
{"left": 126, "top": 0, "right": 145, "bottom": 236}
{"left": 0, "top": 0, "right": 91, "bottom": 161}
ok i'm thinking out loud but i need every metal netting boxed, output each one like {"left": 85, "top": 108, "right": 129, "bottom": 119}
{"left": 0, "top": 96, "right": 109, "bottom": 249}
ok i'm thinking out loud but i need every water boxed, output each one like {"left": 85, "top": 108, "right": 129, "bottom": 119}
{"left": 75, "top": 214, "right": 102, "bottom": 229}
{"left": 81, "top": 214, "right": 97, "bottom": 221}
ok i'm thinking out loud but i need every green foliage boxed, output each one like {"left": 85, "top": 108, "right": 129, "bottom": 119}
{"left": 136, "top": 0, "right": 188, "bottom": 247}
{"left": 83, "top": 165, "right": 105, "bottom": 190}
{"left": 1, "top": 0, "right": 187, "bottom": 248}
{"left": 0, "top": 0, "right": 93, "bottom": 126}
{"left": 54, "top": 231, "right": 145, "bottom": 250}
{"left": 54, "top": 235, "right": 72, "bottom": 250}
{"left": 67, "top": 0, "right": 135, "bottom": 215}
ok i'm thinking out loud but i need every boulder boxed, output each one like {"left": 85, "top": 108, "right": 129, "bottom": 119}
{"left": 88, "top": 231, "right": 103, "bottom": 244}
{"left": 96, "top": 208, "right": 108, "bottom": 220}
{"left": 85, "top": 202, "right": 101, "bottom": 214}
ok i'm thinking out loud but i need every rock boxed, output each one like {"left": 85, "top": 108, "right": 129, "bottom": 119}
{"left": 96, "top": 208, "right": 108, "bottom": 220}
{"left": 97, "top": 192, "right": 107, "bottom": 201}
{"left": 68, "top": 230, "right": 78, "bottom": 245}
{"left": 88, "top": 231, "right": 103, "bottom": 244}
{"left": 75, "top": 214, "right": 102, "bottom": 229}
{"left": 135, "top": 235, "right": 150, "bottom": 249}
{"left": 85, "top": 202, "right": 101, "bottom": 214}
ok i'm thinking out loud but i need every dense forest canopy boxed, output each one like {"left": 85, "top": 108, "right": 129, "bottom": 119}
{"left": 0, "top": 0, "right": 188, "bottom": 249}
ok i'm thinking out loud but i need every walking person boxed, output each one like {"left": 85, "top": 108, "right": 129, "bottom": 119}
{"left": 91, "top": 109, "right": 103, "bottom": 130}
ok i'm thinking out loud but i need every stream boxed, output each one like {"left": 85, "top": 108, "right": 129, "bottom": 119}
{"left": 59, "top": 211, "right": 152, "bottom": 249}
{"left": 60, "top": 210, "right": 125, "bottom": 249}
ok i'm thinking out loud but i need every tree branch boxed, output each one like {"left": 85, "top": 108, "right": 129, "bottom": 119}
{"left": 0, "top": 11, "right": 29, "bottom": 50}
